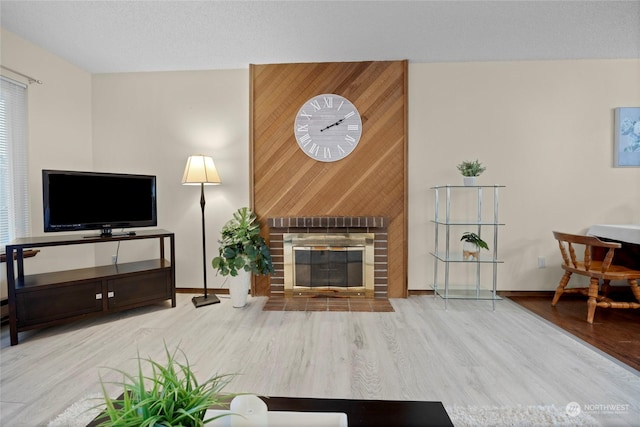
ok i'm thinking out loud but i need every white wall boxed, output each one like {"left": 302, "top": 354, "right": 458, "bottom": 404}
{"left": 1, "top": 29, "right": 93, "bottom": 300}
{"left": 2, "top": 28, "right": 639, "bottom": 300}
{"left": 408, "top": 60, "right": 640, "bottom": 291}
{"left": 91, "top": 71, "right": 250, "bottom": 290}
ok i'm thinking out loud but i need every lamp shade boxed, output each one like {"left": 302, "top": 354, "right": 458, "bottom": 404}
{"left": 182, "top": 155, "right": 221, "bottom": 185}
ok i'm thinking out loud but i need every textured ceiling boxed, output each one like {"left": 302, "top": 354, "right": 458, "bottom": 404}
{"left": 1, "top": 1, "right": 639, "bottom": 74}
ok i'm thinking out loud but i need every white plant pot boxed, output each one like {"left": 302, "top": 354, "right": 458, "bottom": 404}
{"left": 463, "top": 176, "right": 477, "bottom": 186}
{"left": 462, "top": 241, "right": 480, "bottom": 260}
{"left": 228, "top": 270, "right": 251, "bottom": 308}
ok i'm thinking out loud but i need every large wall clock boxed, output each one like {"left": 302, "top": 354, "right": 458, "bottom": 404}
{"left": 293, "top": 93, "right": 362, "bottom": 162}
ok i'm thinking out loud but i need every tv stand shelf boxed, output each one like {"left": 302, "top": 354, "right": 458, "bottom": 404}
{"left": 5, "top": 229, "right": 175, "bottom": 345}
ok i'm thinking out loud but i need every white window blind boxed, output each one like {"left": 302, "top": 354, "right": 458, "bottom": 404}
{"left": 1, "top": 76, "right": 30, "bottom": 248}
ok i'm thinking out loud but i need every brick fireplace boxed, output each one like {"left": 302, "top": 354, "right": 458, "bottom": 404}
{"left": 267, "top": 216, "right": 389, "bottom": 299}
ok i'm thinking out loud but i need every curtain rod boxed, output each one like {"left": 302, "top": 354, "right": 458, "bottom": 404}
{"left": 0, "top": 65, "right": 43, "bottom": 84}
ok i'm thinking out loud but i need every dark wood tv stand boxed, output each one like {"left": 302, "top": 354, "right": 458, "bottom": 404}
{"left": 5, "top": 229, "right": 176, "bottom": 345}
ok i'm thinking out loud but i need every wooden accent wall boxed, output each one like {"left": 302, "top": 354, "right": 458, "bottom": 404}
{"left": 250, "top": 60, "right": 408, "bottom": 297}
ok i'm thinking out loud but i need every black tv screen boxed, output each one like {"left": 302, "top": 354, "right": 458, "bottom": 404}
{"left": 43, "top": 170, "right": 157, "bottom": 235}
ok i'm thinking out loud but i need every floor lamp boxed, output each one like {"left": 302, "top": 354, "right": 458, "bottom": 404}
{"left": 182, "top": 155, "right": 221, "bottom": 308}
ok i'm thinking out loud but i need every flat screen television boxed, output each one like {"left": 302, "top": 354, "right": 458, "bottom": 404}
{"left": 43, "top": 169, "right": 157, "bottom": 236}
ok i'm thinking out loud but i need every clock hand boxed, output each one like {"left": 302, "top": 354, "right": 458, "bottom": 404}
{"left": 320, "top": 118, "right": 344, "bottom": 132}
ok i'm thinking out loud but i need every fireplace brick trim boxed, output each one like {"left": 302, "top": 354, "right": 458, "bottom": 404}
{"left": 267, "top": 216, "right": 389, "bottom": 299}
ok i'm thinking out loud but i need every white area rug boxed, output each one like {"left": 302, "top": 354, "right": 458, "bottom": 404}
{"left": 50, "top": 397, "right": 602, "bottom": 427}
{"left": 446, "top": 404, "right": 601, "bottom": 426}
{"left": 47, "top": 394, "right": 103, "bottom": 427}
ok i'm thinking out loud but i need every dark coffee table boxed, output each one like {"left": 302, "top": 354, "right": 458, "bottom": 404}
{"left": 88, "top": 395, "right": 453, "bottom": 427}
{"left": 259, "top": 396, "right": 453, "bottom": 427}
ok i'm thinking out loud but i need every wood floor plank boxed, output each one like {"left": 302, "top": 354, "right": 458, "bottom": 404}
{"left": 1, "top": 294, "right": 639, "bottom": 426}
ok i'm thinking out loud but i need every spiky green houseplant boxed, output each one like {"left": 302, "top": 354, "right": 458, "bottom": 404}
{"left": 212, "top": 207, "right": 274, "bottom": 277}
{"left": 97, "top": 345, "right": 234, "bottom": 427}
{"left": 456, "top": 159, "right": 486, "bottom": 177}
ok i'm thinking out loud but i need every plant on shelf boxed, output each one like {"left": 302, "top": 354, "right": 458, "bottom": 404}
{"left": 460, "top": 232, "right": 489, "bottom": 249}
{"left": 97, "top": 344, "right": 234, "bottom": 427}
{"left": 457, "top": 159, "right": 486, "bottom": 186}
{"left": 460, "top": 232, "right": 489, "bottom": 261}
{"left": 456, "top": 159, "right": 486, "bottom": 177}
{"left": 212, "top": 207, "right": 274, "bottom": 277}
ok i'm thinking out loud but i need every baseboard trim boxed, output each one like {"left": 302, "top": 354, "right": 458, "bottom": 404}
{"left": 178, "top": 288, "right": 555, "bottom": 298}
{"left": 498, "top": 291, "right": 554, "bottom": 297}
{"left": 407, "top": 290, "right": 555, "bottom": 298}
{"left": 177, "top": 287, "right": 229, "bottom": 295}
{"left": 407, "top": 289, "right": 435, "bottom": 296}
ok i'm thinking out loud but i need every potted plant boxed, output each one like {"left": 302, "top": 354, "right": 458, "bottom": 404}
{"left": 212, "top": 207, "right": 274, "bottom": 307}
{"left": 97, "top": 345, "right": 234, "bottom": 426}
{"left": 460, "top": 232, "right": 489, "bottom": 260}
{"left": 457, "top": 159, "right": 486, "bottom": 186}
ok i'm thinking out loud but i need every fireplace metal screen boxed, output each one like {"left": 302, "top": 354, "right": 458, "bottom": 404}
{"left": 283, "top": 233, "right": 374, "bottom": 297}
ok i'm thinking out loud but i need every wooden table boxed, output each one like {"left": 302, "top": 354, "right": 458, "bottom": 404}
{"left": 587, "top": 224, "right": 640, "bottom": 245}
{"left": 88, "top": 396, "right": 453, "bottom": 427}
{"left": 587, "top": 224, "right": 640, "bottom": 269}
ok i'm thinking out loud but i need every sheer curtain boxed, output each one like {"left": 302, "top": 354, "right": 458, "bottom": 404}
{"left": 1, "top": 76, "right": 30, "bottom": 248}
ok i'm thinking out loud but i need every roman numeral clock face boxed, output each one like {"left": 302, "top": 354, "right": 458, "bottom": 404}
{"left": 294, "top": 94, "right": 363, "bottom": 162}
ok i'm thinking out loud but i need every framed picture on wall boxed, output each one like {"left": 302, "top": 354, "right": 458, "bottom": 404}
{"left": 614, "top": 107, "right": 640, "bottom": 167}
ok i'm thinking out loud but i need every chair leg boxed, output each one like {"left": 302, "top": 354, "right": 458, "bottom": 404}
{"left": 629, "top": 279, "right": 640, "bottom": 303}
{"left": 551, "top": 271, "right": 572, "bottom": 306}
{"left": 601, "top": 279, "right": 611, "bottom": 297}
{"left": 586, "top": 278, "right": 599, "bottom": 324}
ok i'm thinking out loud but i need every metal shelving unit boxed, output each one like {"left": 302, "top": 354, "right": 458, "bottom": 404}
{"left": 430, "top": 185, "right": 505, "bottom": 309}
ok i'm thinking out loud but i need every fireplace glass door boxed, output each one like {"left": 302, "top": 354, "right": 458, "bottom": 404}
{"left": 283, "top": 232, "right": 374, "bottom": 297}
{"left": 294, "top": 247, "right": 364, "bottom": 288}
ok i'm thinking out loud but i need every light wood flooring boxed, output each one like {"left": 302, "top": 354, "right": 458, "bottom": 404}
{"left": 1, "top": 294, "right": 639, "bottom": 426}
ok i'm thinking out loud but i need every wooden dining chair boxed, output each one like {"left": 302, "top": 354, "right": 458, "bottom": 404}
{"left": 551, "top": 231, "right": 640, "bottom": 323}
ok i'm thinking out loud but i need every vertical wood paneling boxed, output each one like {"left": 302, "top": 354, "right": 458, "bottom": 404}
{"left": 250, "top": 61, "right": 408, "bottom": 297}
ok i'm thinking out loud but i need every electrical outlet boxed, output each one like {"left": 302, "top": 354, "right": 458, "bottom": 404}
{"left": 111, "top": 255, "right": 117, "bottom": 264}
{"left": 538, "top": 256, "right": 546, "bottom": 268}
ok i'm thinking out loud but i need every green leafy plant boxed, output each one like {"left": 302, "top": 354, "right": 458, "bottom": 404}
{"left": 98, "top": 345, "right": 234, "bottom": 427}
{"left": 212, "top": 207, "right": 274, "bottom": 277}
{"left": 456, "top": 159, "right": 486, "bottom": 177}
{"left": 460, "top": 232, "right": 489, "bottom": 250}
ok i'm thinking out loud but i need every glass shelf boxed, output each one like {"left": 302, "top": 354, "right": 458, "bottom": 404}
{"left": 431, "top": 220, "right": 506, "bottom": 226}
{"left": 430, "top": 252, "right": 503, "bottom": 263}
{"left": 431, "top": 185, "right": 506, "bottom": 189}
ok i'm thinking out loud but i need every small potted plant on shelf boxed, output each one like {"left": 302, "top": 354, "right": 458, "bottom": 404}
{"left": 212, "top": 207, "right": 274, "bottom": 308}
{"left": 460, "top": 232, "right": 489, "bottom": 261}
{"left": 457, "top": 159, "right": 486, "bottom": 186}
{"left": 97, "top": 344, "right": 234, "bottom": 426}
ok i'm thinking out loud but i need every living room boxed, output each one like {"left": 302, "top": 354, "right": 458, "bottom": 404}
{"left": 1, "top": 1, "right": 639, "bottom": 426}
